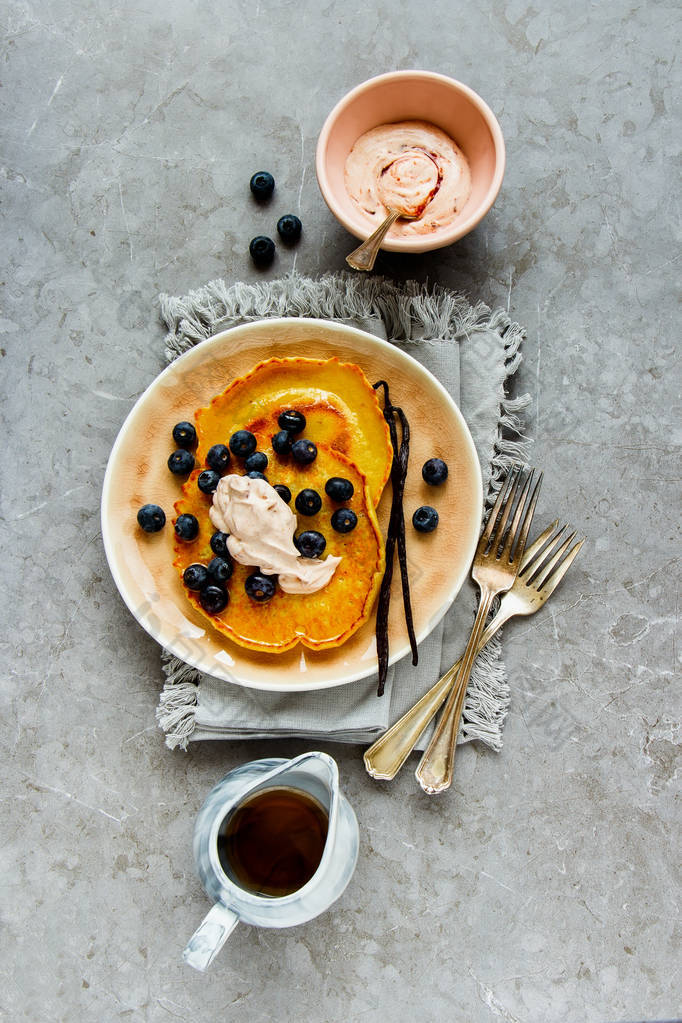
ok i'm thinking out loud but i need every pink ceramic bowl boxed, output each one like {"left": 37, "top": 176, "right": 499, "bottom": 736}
{"left": 316, "top": 70, "right": 505, "bottom": 253}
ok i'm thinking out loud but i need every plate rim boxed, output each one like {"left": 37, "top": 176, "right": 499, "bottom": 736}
{"left": 101, "top": 317, "right": 483, "bottom": 692}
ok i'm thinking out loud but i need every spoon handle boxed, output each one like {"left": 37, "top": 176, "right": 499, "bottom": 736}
{"left": 346, "top": 208, "right": 401, "bottom": 271}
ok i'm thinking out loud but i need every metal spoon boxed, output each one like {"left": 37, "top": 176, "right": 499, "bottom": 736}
{"left": 345, "top": 207, "right": 417, "bottom": 272}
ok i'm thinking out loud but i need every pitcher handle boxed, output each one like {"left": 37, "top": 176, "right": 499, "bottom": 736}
{"left": 182, "top": 902, "right": 239, "bottom": 972}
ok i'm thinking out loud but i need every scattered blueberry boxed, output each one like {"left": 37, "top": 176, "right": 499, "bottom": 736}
{"left": 272, "top": 429, "right": 293, "bottom": 455}
{"left": 210, "top": 531, "right": 230, "bottom": 557}
{"left": 249, "top": 235, "right": 275, "bottom": 266}
{"left": 208, "top": 556, "right": 233, "bottom": 584}
{"left": 200, "top": 585, "right": 229, "bottom": 614}
{"left": 412, "top": 505, "right": 439, "bottom": 533}
{"left": 249, "top": 171, "right": 275, "bottom": 199}
{"left": 331, "top": 508, "right": 358, "bottom": 533}
{"left": 245, "top": 573, "right": 276, "bottom": 602}
{"left": 244, "top": 451, "right": 268, "bottom": 473}
{"left": 174, "top": 513, "right": 199, "bottom": 541}
{"left": 229, "top": 430, "right": 257, "bottom": 458}
{"left": 277, "top": 214, "right": 302, "bottom": 243}
{"left": 206, "top": 443, "right": 231, "bottom": 473}
{"left": 422, "top": 458, "right": 449, "bottom": 486}
{"left": 273, "top": 484, "right": 292, "bottom": 503}
{"left": 294, "top": 530, "right": 326, "bottom": 559}
{"left": 183, "top": 563, "right": 209, "bottom": 590}
{"left": 291, "top": 438, "right": 317, "bottom": 464}
{"left": 295, "top": 488, "right": 322, "bottom": 516}
{"left": 246, "top": 470, "right": 267, "bottom": 481}
{"left": 278, "top": 409, "right": 306, "bottom": 434}
{"left": 167, "top": 449, "right": 195, "bottom": 475}
{"left": 325, "top": 476, "right": 354, "bottom": 502}
{"left": 172, "top": 421, "right": 197, "bottom": 448}
{"left": 197, "top": 469, "right": 221, "bottom": 494}
{"left": 137, "top": 504, "right": 166, "bottom": 532}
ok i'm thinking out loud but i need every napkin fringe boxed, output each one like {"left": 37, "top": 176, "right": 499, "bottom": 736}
{"left": 156, "top": 657, "right": 198, "bottom": 751}
{"left": 161, "top": 271, "right": 517, "bottom": 362}
{"left": 458, "top": 632, "right": 510, "bottom": 750}
{"left": 156, "top": 272, "right": 529, "bottom": 751}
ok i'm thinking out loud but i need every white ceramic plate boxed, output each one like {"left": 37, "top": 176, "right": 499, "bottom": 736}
{"left": 101, "top": 318, "right": 482, "bottom": 692}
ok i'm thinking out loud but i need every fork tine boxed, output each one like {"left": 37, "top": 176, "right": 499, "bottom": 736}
{"left": 501, "top": 469, "right": 535, "bottom": 557}
{"left": 481, "top": 466, "right": 518, "bottom": 545}
{"left": 520, "top": 519, "right": 560, "bottom": 573}
{"left": 536, "top": 536, "right": 585, "bottom": 594}
{"left": 520, "top": 526, "right": 566, "bottom": 580}
{"left": 490, "top": 467, "right": 525, "bottom": 549}
{"left": 531, "top": 530, "right": 576, "bottom": 587}
{"left": 510, "top": 470, "right": 543, "bottom": 561}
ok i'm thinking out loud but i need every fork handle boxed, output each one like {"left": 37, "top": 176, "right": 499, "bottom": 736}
{"left": 364, "top": 601, "right": 517, "bottom": 780}
{"left": 416, "top": 589, "right": 496, "bottom": 794}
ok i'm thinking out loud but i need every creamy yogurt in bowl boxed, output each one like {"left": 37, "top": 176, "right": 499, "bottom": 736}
{"left": 344, "top": 120, "right": 472, "bottom": 237}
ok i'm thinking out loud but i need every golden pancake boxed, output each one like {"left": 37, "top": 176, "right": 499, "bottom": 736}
{"left": 172, "top": 444, "right": 385, "bottom": 653}
{"left": 194, "top": 357, "right": 392, "bottom": 506}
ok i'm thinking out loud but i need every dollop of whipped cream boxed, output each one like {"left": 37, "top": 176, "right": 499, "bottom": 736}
{"left": 209, "top": 474, "right": 341, "bottom": 595}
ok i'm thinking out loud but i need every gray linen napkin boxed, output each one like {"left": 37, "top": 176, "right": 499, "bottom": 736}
{"left": 156, "top": 273, "right": 529, "bottom": 751}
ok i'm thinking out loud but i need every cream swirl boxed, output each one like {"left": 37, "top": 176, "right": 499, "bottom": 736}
{"left": 376, "top": 149, "right": 441, "bottom": 217}
{"left": 209, "top": 474, "right": 341, "bottom": 595}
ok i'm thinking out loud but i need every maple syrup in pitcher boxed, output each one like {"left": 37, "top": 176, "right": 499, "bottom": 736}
{"left": 217, "top": 786, "right": 329, "bottom": 897}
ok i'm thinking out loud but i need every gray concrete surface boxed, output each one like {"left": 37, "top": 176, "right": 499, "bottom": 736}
{"left": 2, "top": 0, "right": 680, "bottom": 1020}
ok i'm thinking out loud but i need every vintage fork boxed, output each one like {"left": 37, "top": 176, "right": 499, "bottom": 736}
{"left": 416, "top": 466, "right": 541, "bottom": 794}
{"left": 364, "top": 521, "right": 584, "bottom": 780}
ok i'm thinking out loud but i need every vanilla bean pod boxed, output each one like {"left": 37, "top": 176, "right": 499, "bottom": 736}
{"left": 373, "top": 381, "right": 417, "bottom": 696}
{"left": 392, "top": 404, "right": 417, "bottom": 665}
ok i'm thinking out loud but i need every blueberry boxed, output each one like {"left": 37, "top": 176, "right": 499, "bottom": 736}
{"left": 167, "top": 449, "right": 195, "bottom": 475}
{"left": 291, "top": 438, "right": 317, "bottom": 464}
{"left": 210, "top": 531, "right": 230, "bottom": 557}
{"left": 183, "top": 563, "right": 209, "bottom": 590}
{"left": 249, "top": 171, "right": 275, "bottom": 199}
{"left": 331, "top": 508, "right": 358, "bottom": 533}
{"left": 197, "top": 469, "right": 220, "bottom": 494}
{"left": 246, "top": 470, "right": 267, "bottom": 481}
{"left": 249, "top": 235, "right": 275, "bottom": 266}
{"left": 295, "top": 488, "right": 322, "bottom": 516}
{"left": 172, "top": 421, "right": 196, "bottom": 448}
{"left": 274, "top": 484, "right": 292, "bottom": 503}
{"left": 325, "top": 476, "right": 354, "bottom": 502}
{"left": 206, "top": 443, "right": 231, "bottom": 473}
{"left": 422, "top": 458, "right": 449, "bottom": 486}
{"left": 174, "top": 513, "right": 199, "bottom": 541}
{"left": 278, "top": 409, "right": 306, "bottom": 434}
{"left": 208, "top": 556, "right": 233, "bottom": 584}
{"left": 137, "top": 504, "right": 166, "bottom": 532}
{"left": 200, "top": 585, "right": 229, "bottom": 615}
{"left": 244, "top": 451, "right": 268, "bottom": 473}
{"left": 412, "top": 505, "right": 439, "bottom": 533}
{"left": 245, "top": 573, "right": 276, "bottom": 602}
{"left": 229, "top": 430, "right": 257, "bottom": 458}
{"left": 294, "top": 530, "right": 326, "bottom": 559}
{"left": 272, "top": 429, "right": 293, "bottom": 455}
{"left": 277, "top": 214, "right": 302, "bottom": 243}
